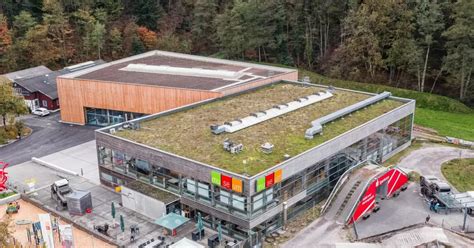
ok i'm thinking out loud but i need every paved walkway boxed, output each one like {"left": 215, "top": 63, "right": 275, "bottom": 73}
{"left": 398, "top": 144, "right": 474, "bottom": 189}
{"left": 37, "top": 140, "right": 99, "bottom": 184}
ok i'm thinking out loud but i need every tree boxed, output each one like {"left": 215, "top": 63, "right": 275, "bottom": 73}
{"left": 137, "top": 26, "right": 158, "bottom": 50}
{"left": 192, "top": 0, "right": 217, "bottom": 52}
{"left": 414, "top": 0, "right": 444, "bottom": 92}
{"left": 42, "top": 0, "right": 74, "bottom": 66}
{"left": 0, "top": 14, "right": 15, "bottom": 73}
{"left": 91, "top": 21, "right": 106, "bottom": 59}
{"left": 13, "top": 11, "right": 37, "bottom": 38}
{"left": 0, "top": 77, "right": 28, "bottom": 130}
{"left": 443, "top": 0, "right": 474, "bottom": 101}
{"left": 108, "top": 27, "right": 123, "bottom": 59}
{"left": 0, "top": 14, "right": 12, "bottom": 55}
{"left": 94, "top": 0, "right": 123, "bottom": 20}
{"left": 130, "top": 0, "right": 164, "bottom": 30}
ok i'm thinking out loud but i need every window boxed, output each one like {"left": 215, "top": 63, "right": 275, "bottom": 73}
{"left": 42, "top": 100, "right": 48, "bottom": 107}
{"left": 185, "top": 179, "right": 196, "bottom": 195}
{"left": 198, "top": 182, "right": 210, "bottom": 198}
{"left": 14, "top": 87, "right": 22, "bottom": 95}
{"left": 232, "top": 194, "right": 246, "bottom": 211}
{"left": 252, "top": 193, "right": 264, "bottom": 211}
{"left": 220, "top": 190, "right": 230, "bottom": 205}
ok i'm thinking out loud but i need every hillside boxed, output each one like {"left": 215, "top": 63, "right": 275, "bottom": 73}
{"left": 300, "top": 70, "right": 474, "bottom": 141}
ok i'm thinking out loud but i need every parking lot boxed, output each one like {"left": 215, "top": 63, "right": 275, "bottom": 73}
{"left": 0, "top": 112, "right": 96, "bottom": 166}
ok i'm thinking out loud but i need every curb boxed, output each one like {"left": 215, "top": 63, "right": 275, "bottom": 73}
{"left": 0, "top": 193, "right": 21, "bottom": 205}
{"left": 31, "top": 157, "right": 79, "bottom": 176}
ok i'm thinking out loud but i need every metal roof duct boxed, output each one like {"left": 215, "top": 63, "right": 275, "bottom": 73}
{"left": 211, "top": 91, "right": 333, "bottom": 134}
{"left": 305, "top": 91, "right": 392, "bottom": 139}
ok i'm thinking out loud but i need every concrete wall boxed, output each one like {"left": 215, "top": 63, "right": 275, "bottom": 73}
{"left": 121, "top": 186, "right": 166, "bottom": 220}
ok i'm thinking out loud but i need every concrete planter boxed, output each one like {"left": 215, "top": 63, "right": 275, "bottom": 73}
{"left": 0, "top": 192, "right": 21, "bottom": 205}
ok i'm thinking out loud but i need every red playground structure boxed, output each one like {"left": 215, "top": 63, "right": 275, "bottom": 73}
{"left": 0, "top": 161, "right": 9, "bottom": 191}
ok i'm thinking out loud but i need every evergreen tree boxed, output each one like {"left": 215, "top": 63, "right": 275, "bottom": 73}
{"left": 414, "top": 0, "right": 444, "bottom": 92}
{"left": 13, "top": 11, "right": 37, "bottom": 38}
{"left": 192, "top": 0, "right": 217, "bottom": 53}
{"left": 442, "top": 0, "right": 473, "bottom": 100}
{"left": 130, "top": 0, "right": 164, "bottom": 30}
{"left": 91, "top": 21, "right": 106, "bottom": 59}
{"left": 42, "top": 0, "right": 74, "bottom": 66}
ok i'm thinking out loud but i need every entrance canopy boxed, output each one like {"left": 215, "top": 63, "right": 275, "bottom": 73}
{"left": 437, "top": 192, "right": 474, "bottom": 209}
{"left": 155, "top": 213, "right": 189, "bottom": 230}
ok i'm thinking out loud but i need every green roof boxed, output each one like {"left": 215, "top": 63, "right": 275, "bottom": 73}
{"left": 115, "top": 83, "right": 403, "bottom": 176}
{"left": 126, "top": 180, "right": 179, "bottom": 204}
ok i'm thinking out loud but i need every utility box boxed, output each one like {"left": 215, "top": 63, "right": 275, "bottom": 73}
{"left": 66, "top": 190, "right": 92, "bottom": 215}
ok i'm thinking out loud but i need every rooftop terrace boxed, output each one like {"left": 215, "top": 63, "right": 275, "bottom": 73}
{"left": 114, "top": 82, "right": 404, "bottom": 176}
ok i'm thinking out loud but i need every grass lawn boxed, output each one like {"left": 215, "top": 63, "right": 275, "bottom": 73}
{"left": 441, "top": 158, "right": 474, "bottom": 192}
{"left": 300, "top": 70, "right": 474, "bottom": 140}
{"left": 415, "top": 108, "right": 474, "bottom": 140}
{"left": 0, "top": 191, "right": 17, "bottom": 199}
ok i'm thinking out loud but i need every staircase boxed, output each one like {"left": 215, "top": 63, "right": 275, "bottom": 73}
{"left": 323, "top": 165, "right": 380, "bottom": 224}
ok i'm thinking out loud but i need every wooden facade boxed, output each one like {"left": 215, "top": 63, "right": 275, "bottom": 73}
{"left": 57, "top": 71, "right": 299, "bottom": 125}
{"left": 57, "top": 78, "right": 222, "bottom": 124}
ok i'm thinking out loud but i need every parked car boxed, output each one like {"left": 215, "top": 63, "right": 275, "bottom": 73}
{"left": 420, "top": 175, "right": 451, "bottom": 199}
{"left": 32, "top": 107, "right": 50, "bottom": 117}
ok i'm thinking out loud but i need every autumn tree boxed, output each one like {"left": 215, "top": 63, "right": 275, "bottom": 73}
{"left": 137, "top": 26, "right": 158, "bottom": 50}
{"left": 0, "top": 77, "right": 28, "bottom": 130}
{"left": 108, "top": 27, "right": 123, "bottom": 59}
{"left": 42, "top": 0, "right": 74, "bottom": 66}
{"left": 0, "top": 14, "right": 12, "bottom": 57}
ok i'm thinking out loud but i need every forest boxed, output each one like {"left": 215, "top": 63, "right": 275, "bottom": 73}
{"left": 0, "top": 0, "right": 472, "bottom": 106}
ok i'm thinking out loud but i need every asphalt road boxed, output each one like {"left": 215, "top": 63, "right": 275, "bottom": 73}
{"left": 399, "top": 144, "right": 474, "bottom": 188}
{"left": 0, "top": 112, "right": 97, "bottom": 166}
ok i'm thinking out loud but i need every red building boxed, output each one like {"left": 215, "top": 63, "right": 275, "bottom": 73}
{"left": 9, "top": 61, "right": 104, "bottom": 111}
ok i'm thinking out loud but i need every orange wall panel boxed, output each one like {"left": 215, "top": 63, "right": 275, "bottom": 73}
{"left": 57, "top": 78, "right": 222, "bottom": 125}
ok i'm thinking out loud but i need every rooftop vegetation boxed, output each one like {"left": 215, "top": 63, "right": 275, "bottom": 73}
{"left": 116, "top": 83, "right": 403, "bottom": 176}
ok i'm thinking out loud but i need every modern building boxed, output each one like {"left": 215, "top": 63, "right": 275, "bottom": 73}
{"left": 7, "top": 61, "right": 104, "bottom": 111}
{"left": 94, "top": 80, "right": 415, "bottom": 244}
{"left": 56, "top": 50, "right": 298, "bottom": 126}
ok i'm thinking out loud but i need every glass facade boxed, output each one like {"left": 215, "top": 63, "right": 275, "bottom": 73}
{"left": 86, "top": 107, "right": 144, "bottom": 126}
{"left": 97, "top": 114, "right": 413, "bottom": 240}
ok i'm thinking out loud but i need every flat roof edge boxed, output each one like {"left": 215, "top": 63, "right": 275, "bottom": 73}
{"left": 97, "top": 80, "right": 415, "bottom": 178}
{"left": 60, "top": 50, "right": 296, "bottom": 79}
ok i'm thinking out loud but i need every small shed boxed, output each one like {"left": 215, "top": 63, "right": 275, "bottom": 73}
{"left": 66, "top": 190, "right": 92, "bottom": 215}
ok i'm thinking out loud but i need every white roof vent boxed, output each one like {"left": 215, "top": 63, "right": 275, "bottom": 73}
{"left": 211, "top": 90, "right": 333, "bottom": 134}
{"left": 120, "top": 64, "right": 244, "bottom": 80}
{"left": 261, "top": 142, "right": 274, "bottom": 154}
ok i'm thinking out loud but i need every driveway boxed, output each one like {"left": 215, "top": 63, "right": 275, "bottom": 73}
{"left": 0, "top": 112, "right": 97, "bottom": 166}
{"left": 399, "top": 144, "right": 474, "bottom": 186}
